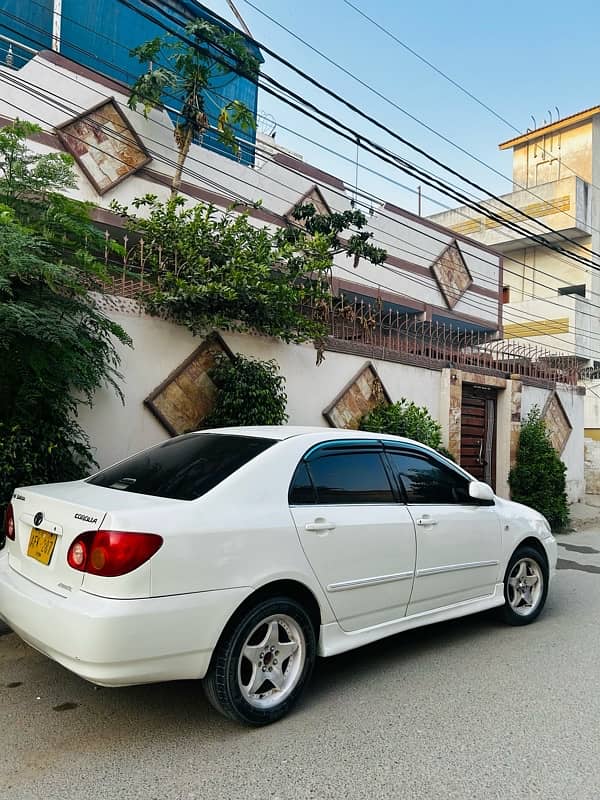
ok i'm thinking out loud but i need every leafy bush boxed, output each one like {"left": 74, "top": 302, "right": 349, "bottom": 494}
{"left": 0, "top": 423, "right": 94, "bottom": 507}
{"left": 509, "top": 407, "right": 569, "bottom": 530}
{"left": 360, "top": 399, "right": 445, "bottom": 452}
{"left": 0, "top": 121, "right": 130, "bottom": 507}
{"left": 111, "top": 195, "right": 386, "bottom": 346}
{"left": 203, "top": 354, "right": 288, "bottom": 428}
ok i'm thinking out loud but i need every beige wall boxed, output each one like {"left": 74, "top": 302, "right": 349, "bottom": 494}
{"left": 584, "top": 382, "right": 600, "bottom": 431}
{"left": 512, "top": 122, "right": 594, "bottom": 187}
{"left": 427, "top": 176, "right": 590, "bottom": 252}
{"left": 501, "top": 294, "right": 596, "bottom": 360}
{"left": 584, "top": 438, "right": 600, "bottom": 494}
{"left": 503, "top": 238, "right": 591, "bottom": 303}
{"left": 77, "top": 302, "right": 442, "bottom": 471}
{"left": 75, "top": 300, "right": 585, "bottom": 503}
{"left": 521, "top": 384, "right": 584, "bottom": 503}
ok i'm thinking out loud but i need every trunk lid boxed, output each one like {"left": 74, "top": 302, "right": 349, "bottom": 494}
{"left": 8, "top": 480, "right": 173, "bottom": 596}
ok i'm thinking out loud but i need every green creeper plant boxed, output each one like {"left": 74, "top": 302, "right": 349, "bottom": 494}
{"left": 111, "top": 195, "right": 387, "bottom": 348}
{"left": 0, "top": 122, "right": 130, "bottom": 506}
{"left": 203, "top": 354, "right": 288, "bottom": 427}
{"left": 509, "top": 406, "right": 569, "bottom": 530}
{"left": 128, "top": 20, "right": 259, "bottom": 196}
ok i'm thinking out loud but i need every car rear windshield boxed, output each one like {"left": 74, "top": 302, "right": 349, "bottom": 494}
{"left": 86, "top": 434, "right": 277, "bottom": 501}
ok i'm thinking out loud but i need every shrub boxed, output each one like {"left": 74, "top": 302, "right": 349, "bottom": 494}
{"left": 0, "top": 122, "right": 129, "bottom": 508}
{"left": 360, "top": 399, "right": 445, "bottom": 452}
{"left": 508, "top": 407, "right": 569, "bottom": 530}
{"left": 203, "top": 354, "right": 288, "bottom": 428}
{"left": 0, "top": 422, "right": 94, "bottom": 508}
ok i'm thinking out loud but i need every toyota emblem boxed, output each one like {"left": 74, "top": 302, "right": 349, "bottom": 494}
{"left": 34, "top": 512, "right": 44, "bottom": 527}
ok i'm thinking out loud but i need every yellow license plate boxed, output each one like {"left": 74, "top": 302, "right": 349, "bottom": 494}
{"left": 27, "top": 528, "right": 58, "bottom": 566}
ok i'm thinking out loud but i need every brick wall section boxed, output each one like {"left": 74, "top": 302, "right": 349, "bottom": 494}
{"left": 448, "top": 373, "right": 462, "bottom": 461}
{"left": 510, "top": 378, "right": 523, "bottom": 469}
{"left": 584, "top": 438, "right": 600, "bottom": 494}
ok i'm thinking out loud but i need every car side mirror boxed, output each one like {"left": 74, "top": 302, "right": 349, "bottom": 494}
{"left": 469, "top": 480, "right": 495, "bottom": 504}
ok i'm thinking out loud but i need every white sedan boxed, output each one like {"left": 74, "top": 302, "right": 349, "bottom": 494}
{"left": 0, "top": 427, "right": 556, "bottom": 725}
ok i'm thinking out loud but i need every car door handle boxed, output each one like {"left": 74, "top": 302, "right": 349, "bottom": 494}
{"left": 416, "top": 518, "right": 438, "bottom": 527}
{"left": 305, "top": 520, "right": 336, "bottom": 532}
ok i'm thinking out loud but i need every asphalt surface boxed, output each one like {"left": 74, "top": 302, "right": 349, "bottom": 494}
{"left": 1, "top": 529, "right": 600, "bottom": 800}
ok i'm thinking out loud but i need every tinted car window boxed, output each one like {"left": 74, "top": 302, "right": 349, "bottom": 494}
{"left": 307, "top": 452, "right": 394, "bottom": 504}
{"left": 289, "top": 462, "right": 316, "bottom": 505}
{"left": 387, "top": 451, "right": 471, "bottom": 504}
{"left": 87, "top": 434, "right": 276, "bottom": 501}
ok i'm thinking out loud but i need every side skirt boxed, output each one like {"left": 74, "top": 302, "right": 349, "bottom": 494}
{"left": 317, "top": 582, "right": 505, "bottom": 658}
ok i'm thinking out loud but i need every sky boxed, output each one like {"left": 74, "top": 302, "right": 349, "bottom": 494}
{"left": 206, "top": 0, "right": 600, "bottom": 217}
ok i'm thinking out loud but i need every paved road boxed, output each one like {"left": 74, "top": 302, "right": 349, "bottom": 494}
{"left": 2, "top": 530, "right": 600, "bottom": 800}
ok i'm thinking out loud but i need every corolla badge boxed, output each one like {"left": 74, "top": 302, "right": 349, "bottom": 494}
{"left": 74, "top": 513, "right": 98, "bottom": 524}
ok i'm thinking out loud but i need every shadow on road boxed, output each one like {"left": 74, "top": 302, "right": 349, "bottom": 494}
{"left": 2, "top": 590, "right": 567, "bottom": 740}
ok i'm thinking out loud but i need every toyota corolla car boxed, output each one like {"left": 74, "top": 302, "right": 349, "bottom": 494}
{"left": 0, "top": 427, "right": 556, "bottom": 725}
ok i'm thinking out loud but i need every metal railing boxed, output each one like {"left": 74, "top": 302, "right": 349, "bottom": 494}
{"left": 98, "top": 239, "right": 581, "bottom": 386}
{"left": 0, "top": 35, "right": 37, "bottom": 70}
{"left": 303, "top": 295, "right": 581, "bottom": 385}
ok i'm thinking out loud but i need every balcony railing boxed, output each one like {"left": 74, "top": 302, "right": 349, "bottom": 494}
{"left": 97, "top": 264, "right": 581, "bottom": 386}
{"left": 0, "top": 35, "right": 37, "bottom": 70}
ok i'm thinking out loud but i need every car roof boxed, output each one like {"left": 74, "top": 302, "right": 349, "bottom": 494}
{"left": 196, "top": 426, "right": 473, "bottom": 481}
{"left": 199, "top": 425, "right": 417, "bottom": 444}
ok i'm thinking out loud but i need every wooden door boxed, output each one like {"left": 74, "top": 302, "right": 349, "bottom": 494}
{"left": 460, "top": 384, "right": 497, "bottom": 489}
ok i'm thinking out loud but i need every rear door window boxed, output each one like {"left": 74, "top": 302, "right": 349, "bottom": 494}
{"left": 87, "top": 434, "right": 277, "bottom": 501}
{"left": 289, "top": 462, "right": 317, "bottom": 505}
{"left": 305, "top": 451, "right": 395, "bottom": 504}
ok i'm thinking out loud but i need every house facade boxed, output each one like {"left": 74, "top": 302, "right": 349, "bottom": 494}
{"left": 0, "top": 22, "right": 585, "bottom": 499}
{"left": 428, "top": 108, "right": 600, "bottom": 436}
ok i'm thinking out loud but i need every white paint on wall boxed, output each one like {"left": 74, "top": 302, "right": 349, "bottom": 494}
{"left": 75, "top": 306, "right": 584, "bottom": 505}
{"left": 77, "top": 308, "right": 442, "bottom": 470}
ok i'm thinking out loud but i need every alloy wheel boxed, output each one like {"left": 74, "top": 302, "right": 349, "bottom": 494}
{"left": 237, "top": 613, "right": 306, "bottom": 709}
{"left": 507, "top": 557, "right": 544, "bottom": 617}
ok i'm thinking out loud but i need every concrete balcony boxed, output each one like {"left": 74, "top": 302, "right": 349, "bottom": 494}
{"left": 429, "top": 176, "right": 591, "bottom": 252}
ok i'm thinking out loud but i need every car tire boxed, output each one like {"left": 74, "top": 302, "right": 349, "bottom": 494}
{"left": 501, "top": 545, "right": 548, "bottom": 626}
{"left": 203, "top": 596, "right": 317, "bottom": 725}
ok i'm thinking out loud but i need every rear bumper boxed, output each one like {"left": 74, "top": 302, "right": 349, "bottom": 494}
{"left": 0, "top": 553, "right": 250, "bottom": 686}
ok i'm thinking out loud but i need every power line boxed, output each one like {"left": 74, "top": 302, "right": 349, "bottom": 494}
{"left": 338, "top": 0, "right": 600, "bottom": 305}
{"left": 2, "top": 18, "right": 598, "bottom": 352}
{"left": 13, "top": 0, "right": 597, "bottom": 260}
{"left": 0, "top": 73, "right": 546, "bottom": 302}
{"left": 340, "top": 0, "right": 518, "bottom": 132}
{"left": 25, "top": 0, "right": 561, "bottom": 265}
{"left": 3, "top": 79, "right": 599, "bottom": 359}
{"left": 6, "top": 3, "right": 600, "bottom": 277}
{"left": 340, "top": 0, "right": 596, "bottom": 192}
{"left": 4, "top": 50, "right": 598, "bottom": 332}
{"left": 3, "top": 60, "right": 598, "bottom": 344}
{"left": 259, "top": 78, "right": 598, "bottom": 271}
{"left": 131, "top": 0, "right": 600, "bottom": 269}
{"left": 238, "top": 0, "right": 600, "bottom": 241}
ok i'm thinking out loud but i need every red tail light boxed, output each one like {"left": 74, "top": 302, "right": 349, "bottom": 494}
{"left": 3, "top": 504, "right": 15, "bottom": 541}
{"left": 67, "top": 531, "right": 163, "bottom": 577}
